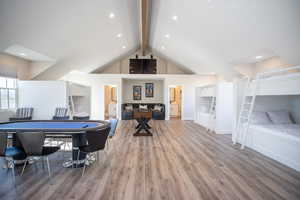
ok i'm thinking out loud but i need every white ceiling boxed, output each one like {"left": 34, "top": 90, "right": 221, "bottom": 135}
{"left": 1, "top": 0, "right": 300, "bottom": 79}
{"left": 150, "top": 0, "right": 300, "bottom": 77}
{"left": 4, "top": 44, "right": 54, "bottom": 61}
{"left": 0, "top": 0, "right": 139, "bottom": 78}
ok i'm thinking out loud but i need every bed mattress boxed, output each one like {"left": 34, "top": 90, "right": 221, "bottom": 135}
{"left": 249, "top": 124, "right": 300, "bottom": 140}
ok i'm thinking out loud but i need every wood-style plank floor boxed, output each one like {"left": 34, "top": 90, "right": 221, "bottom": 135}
{"left": 0, "top": 120, "right": 300, "bottom": 200}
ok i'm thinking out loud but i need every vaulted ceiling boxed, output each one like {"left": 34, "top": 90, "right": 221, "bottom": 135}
{"left": 1, "top": 0, "right": 300, "bottom": 79}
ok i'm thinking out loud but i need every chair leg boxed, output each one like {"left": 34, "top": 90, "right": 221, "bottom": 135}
{"left": 76, "top": 150, "right": 80, "bottom": 168}
{"left": 106, "top": 139, "right": 109, "bottom": 151}
{"left": 96, "top": 152, "right": 99, "bottom": 165}
{"left": 82, "top": 156, "right": 87, "bottom": 177}
{"left": 21, "top": 159, "right": 28, "bottom": 176}
{"left": 46, "top": 157, "right": 53, "bottom": 185}
{"left": 11, "top": 161, "right": 15, "bottom": 182}
{"left": 46, "top": 157, "right": 51, "bottom": 178}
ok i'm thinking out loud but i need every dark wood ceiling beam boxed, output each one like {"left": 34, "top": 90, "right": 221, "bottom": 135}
{"left": 140, "top": 0, "right": 151, "bottom": 56}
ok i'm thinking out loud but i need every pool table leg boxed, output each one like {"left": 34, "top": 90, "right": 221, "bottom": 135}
{"left": 62, "top": 134, "right": 86, "bottom": 168}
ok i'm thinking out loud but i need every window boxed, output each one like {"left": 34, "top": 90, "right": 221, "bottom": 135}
{"left": 0, "top": 77, "right": 17, "bottom": 110}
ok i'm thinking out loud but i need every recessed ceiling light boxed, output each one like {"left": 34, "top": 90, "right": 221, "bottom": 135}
{"left": 122, "top": 46, "right": 126, "bottom": 49}
{"left": 109, "top": 12, "right": 115, "bottom": 19}
{"left": 172, "top": 15, "right": 178, "bottom": 21}
{"left": 19, "top": 53, "right": 26, "bottom": 56}
{"left": 255, "top": 55, "right": 263, "bottom": 59}
{"left": 165, "top": 34, "right": 170, "bottom": 39}
{"left": 161, "top": 46, "right": 165, "bottom": 50}
{"left": 117, "top": 33, "right": 123, "bottom": 38}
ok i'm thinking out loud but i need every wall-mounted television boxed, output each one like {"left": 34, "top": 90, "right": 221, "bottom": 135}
{"left": 129, "top": 59, "right": 157, "bottom": 74}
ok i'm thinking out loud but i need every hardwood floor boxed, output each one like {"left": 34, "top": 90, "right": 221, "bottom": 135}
{"left": 1, "top": 120, "right": 300, "bottom": 200}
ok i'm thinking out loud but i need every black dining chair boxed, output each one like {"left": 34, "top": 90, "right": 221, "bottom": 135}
{"left": 0, "top": 133, "right": 26, "bottom": 181}
{"left": 16, "top": 132, "right": 60, "bottom": 180}
{"left": 106, "top": 118, "right": 119, "bottom": 151}
{"left": 52, "top": 107, "right": 69, "bottom": 120}
{"left": 9, "top": 107, "right": 34, "bottom": 121}
{"left": 77, "top": 127, "right": 111, "bottom": 176}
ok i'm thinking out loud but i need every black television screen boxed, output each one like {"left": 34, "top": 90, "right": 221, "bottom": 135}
{"left": 129, "top": 59, "right": 157, "bottom": 74}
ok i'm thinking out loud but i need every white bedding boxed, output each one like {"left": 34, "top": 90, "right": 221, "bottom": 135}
{"left": 249, "top": 124, "right": 300, "bottom": 140}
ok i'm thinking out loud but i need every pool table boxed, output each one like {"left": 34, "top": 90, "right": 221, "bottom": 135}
{"left": 0, "top": 120, "right": 109, "bottom": 167}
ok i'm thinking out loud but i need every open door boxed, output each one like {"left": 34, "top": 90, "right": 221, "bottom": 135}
{"left": 169, "top": 86, "right": 182, "bottom": 120}
{"left": 104, "top": 85, "right": 117, "bottom": 120}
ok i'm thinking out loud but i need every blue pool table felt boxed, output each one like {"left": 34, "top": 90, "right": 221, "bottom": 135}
{"left": 0, "top": 122, "right": 100, "bottom": 129}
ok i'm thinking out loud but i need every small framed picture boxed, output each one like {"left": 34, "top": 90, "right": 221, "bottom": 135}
{"left": 133, "top": 85, "right": 142, "bottom": 100}
{"left": 145, "top": 83, "right": 154, "bottom": 98}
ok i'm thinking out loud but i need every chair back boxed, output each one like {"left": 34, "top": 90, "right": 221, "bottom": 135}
{"left": 54, "top": 107, "right": 68, "bottom": 117}
{"left": 16, "top": 107, "right": 33, "bottom": 118}
{"left": 53, "top": 107, "right": 69, "bottom": 120}
{"left": 0, "top": 133, "right": 8, "bottom": 157}
{"left": 108, "top": 119, "right": 119, "bottom": 137}
{"left": 83, "top": 127, "right": 111, "bottom": 153}
{"left": 73, "top": 116, "right": 90, "bottom": 120}
{"left": 17, "top": 132, "right": 45, "bottom": 156}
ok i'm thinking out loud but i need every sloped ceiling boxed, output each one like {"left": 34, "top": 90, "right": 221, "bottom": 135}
{"left": 150, "top": 0, "right": 300, "bottom": 78}
{"left": 1, "top": 0, "right": 300, "bottom": 79}
{"left": 0, "top": 0, "right": 139, "bottom": 79}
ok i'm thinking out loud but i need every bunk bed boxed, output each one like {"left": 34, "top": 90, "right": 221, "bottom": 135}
{"left": 195, "top": 85, "right": 216, "bottom": 131}
{"left": 233, "top": 66, "right": 300, "bottom": 171}
{"left": 195, "top": 83, "right": 233, "bottom": 134}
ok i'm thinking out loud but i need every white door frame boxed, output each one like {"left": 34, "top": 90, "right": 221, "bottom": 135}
{"left": 167, "top": 85, "right": 184, "bottom": 120}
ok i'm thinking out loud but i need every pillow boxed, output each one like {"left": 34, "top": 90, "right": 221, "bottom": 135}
{"left": 250, "top": 111, "right": 272, "bottom": 124}
{"left": 154, "top": 105, "right": 162, "bottom": 112}
{"left": 139, "top": 105, "right": 148, "bottom": 110}
{"left": 267, "top": 111, "right": 293, "bottom": 124}
{"left": 125, "top": 105, "right": 133, "bottom": 111}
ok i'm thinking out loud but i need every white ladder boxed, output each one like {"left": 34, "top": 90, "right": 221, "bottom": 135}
{"left": 207, "top": 96, "right": 216, "bottom": 132}
{"left": 68, "top": 95, "right": 75, "bottom": 118}
{"left": 234, "top": 76, "right": 260, "bottom": 149}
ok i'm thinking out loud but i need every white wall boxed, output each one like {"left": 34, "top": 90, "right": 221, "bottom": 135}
{"left": 0, "top": 110, "right": 14, "bottom": 122}
{"left": 233, "top": 56, "right": 293, "bottom": 78}
{"left": 94, "top": 51, "right": 193, "bottom": 75}
{"left": 215, "top": 83, "right": 234, "bottom": 134}
{"left": 122, "top": 79, "right": 164, "bottom": 103}
{"left": 253, "top": 96, "right": 293, "bottom": 112}
{"left": 18, "top": 81, "right": 68, "bottom": 119}
{"left": 63, "top": 73, "right": 216, "bottom": 120}
{"left": 28, "top": 61, "right": 55, "bottom": 79}
{"left": 62, "top": 74, "right": 122, "bottom": 120}
{"left": 69, "top": 83, "right": 91, "bottom": 115}
{"left": 164, "top": 76, "right": 216, "bottom": 120}
{"left": 0, "top": 53, "right": 30, "bottom": 79}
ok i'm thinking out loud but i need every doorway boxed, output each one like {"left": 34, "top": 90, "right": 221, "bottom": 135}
{"left": 169, "top": 86, "right": 183, "bottom": 120}
{"left": 104, "top": 85, "right": 118, "bottom": 120}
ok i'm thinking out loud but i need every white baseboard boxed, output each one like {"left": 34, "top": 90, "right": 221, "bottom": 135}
{"left": 215, "top": 129, "right": 232, "bottom": 134}
{"left": 182, "top": 117, "right": 193, "bottom": 120}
